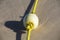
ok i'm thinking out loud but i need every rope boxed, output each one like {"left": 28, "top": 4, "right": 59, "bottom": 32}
{"left": 32, "top": 0, "right": 38, "bottom": 14}
{"left": 26, "top": 22, "right": 34, "bottom": 40}
{"left": 26, "top": 0, "right": 38, "bottom": 40}
{"left": 26, "top": 29, "right": 31, "bottom": 40}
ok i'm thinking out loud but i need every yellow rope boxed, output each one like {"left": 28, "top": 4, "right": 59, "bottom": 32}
{"left": 26, "top": 0, "right": 38, "bottom": 40}
{"left": 32, "top": 0, "right": 38, "bottom": 14}
{"left": 26, "top": 29, "right": 31, "bottom": 40}
{"left": 26, "top": 23, "right": 34, "bottom": 40}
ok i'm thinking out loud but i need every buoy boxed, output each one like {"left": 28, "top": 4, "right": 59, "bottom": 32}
{"left": 23, "top": 13, "right": 39, "bottom": 30}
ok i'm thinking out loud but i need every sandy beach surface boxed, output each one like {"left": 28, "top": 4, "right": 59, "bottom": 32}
{"left": 0, "top": 0, "right": 60, "bottom": 40}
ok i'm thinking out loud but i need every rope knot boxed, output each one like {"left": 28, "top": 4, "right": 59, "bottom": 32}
{"left": 26, "top": 22, "right": 34, "bottom": 31}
